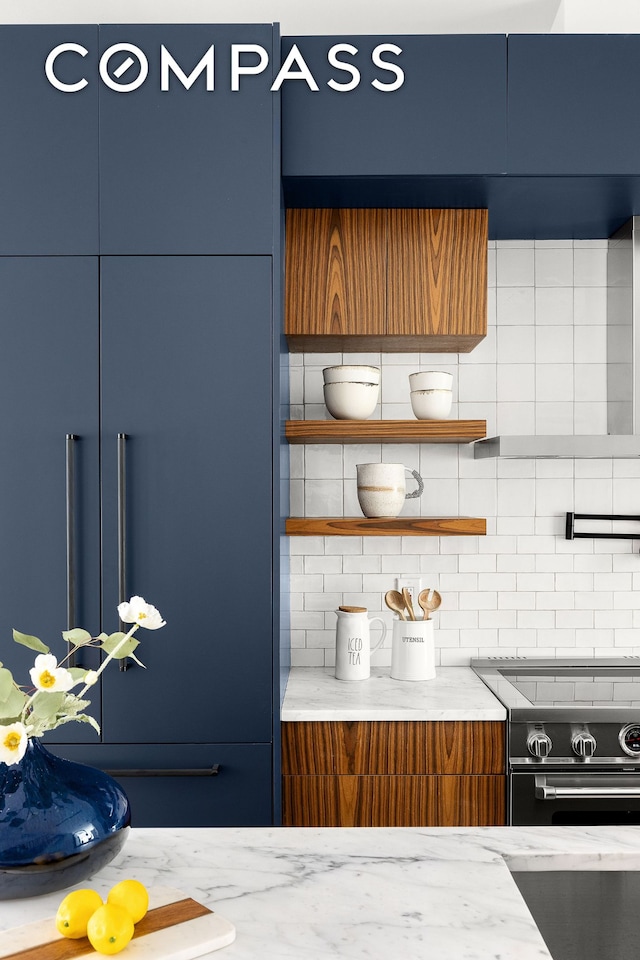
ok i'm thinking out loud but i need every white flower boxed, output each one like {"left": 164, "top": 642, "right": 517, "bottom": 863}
{"left": 29, "top": 654, "right": 74, "bottom": 693}
{"left": 117, "top": 596, "right": 166, "bottom": 630}
{"left": 83, "top": 670, "right": 98, "bottom": 686}
{"left": 0, "top": 722, "right": 28, "bottom": 765}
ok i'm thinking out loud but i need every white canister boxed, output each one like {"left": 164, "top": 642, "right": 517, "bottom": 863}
{"left": 390, "top": 618, "right": 435, "bottom": 682}
{"left": 356, "top": 463, "right": 424, "bottom": 518}
{"left": 335, "top": 606, "right": 387, "bottom": 681}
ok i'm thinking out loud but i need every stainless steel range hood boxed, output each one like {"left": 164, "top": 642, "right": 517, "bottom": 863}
{"left": 474, "top": 217, "right": 640, "bottom": 458}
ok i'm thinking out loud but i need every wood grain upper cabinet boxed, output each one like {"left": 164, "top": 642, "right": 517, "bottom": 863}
{"left": 285, "top": 208, "right": 487, "bottom": 352}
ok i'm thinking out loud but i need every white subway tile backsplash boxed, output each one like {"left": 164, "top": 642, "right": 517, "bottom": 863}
{"left": 574, "top": 286, "right": 607, "bottom": 325}
{"left": 289, "top": 240, "right": 637, "bottom": 663}
{"left": 496, "top": 287, "right": 535, "bottom": 326}
{"left": 573, "top": 403, "right": 608, "bottom": 435}
{"left": 305, "top": 444, "right": 343, "bottom": 480}
{"left": 496, "top": 401, "right": 535, "bottom": 435}
{"left": 574, "top": 248, "right": 608, "bottom": 286}
{"left": 498, "top": 325, "right": 535, "bottom": 363}
{"left": 535, "top": 247, "right": 573, "bottom": 286}
{"left": 535, "top": 326, "right": 573, "bottom": 364}
{"left": 535, "top": 287, "right": 573, "bottom": 326}
{"left": 535, "top": 364, "right": 574, "bottom": 402}
{"left": 497, "top": 247, "right": 535, "bottom": 287}
{"left": 574, "top": 325, "right": 607, "bottom": 364}
{"left": 497, "top": 364, "right": 535, "bottom": 402}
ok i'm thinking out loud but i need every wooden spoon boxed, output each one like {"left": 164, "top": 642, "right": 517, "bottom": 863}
{"left": 418, "top": 588, "right": 442, "bottom": 620}
{"left": 385, "top": 590, "right": 407, "bottom": 621}
{"left": 402, "top": 587, "right": 417, "bottom": 621}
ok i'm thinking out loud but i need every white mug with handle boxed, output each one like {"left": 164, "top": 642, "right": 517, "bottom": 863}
{"left": 356, "top": 462, "right": 424, "bottom": 518}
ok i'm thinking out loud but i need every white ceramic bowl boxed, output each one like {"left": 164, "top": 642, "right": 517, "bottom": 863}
{"left": 323, "top": 365, "right": 380, "bottom": 385}
{"left": 410, "top": 389, "right": 453, "bottom": 420}
{"left": 409, "top": 370, "right": 453, "bottom": 391}
{"left": 324, "top": 381, "right": 380, "bottom": 419}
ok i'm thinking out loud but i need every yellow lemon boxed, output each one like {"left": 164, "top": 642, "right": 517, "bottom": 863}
{"left": 107, "top": 878, "right": 149, "bottom": 924}
{"left": 55, "top": 888, "right": 103, "bottom": 939}
{"left": 87, "top": 903, "right": 135, "bottom": 955}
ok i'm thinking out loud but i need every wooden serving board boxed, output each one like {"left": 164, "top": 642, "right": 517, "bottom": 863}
{"left": 0, "top": 887, "right": 235, "bottom": 960}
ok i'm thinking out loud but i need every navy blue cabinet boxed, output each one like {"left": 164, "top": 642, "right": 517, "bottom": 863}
{"left": 281, "top": 35, "right": 507, "bottom": 178}
{"left": 54, "top": 743, "right": 273, "bottom": 826}
{"left": 98, "top": 24, "right": 277, "bottom": 254}
{"left": 100, "top": 255, "right": 273, "bottom": 744}
{"left": 0, "top": 27, "right": 99, "bottom": 254}
{"left": 0, "top": 258, "right": 101, "bottom": 739}
{"left": 507, "top": 35, "right": 640, "bottom": 176}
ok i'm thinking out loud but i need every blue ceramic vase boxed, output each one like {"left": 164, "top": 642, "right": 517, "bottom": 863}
{"left": 0, "top": 737, "right": 130, "bottom": 899}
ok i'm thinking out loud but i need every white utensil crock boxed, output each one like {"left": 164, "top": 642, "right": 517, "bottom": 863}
{"left": 356, "top": 463, "right": 424, "bottom": 518}
{"left": 335, "top": 607, "right": 387, "bottom": 681}
{"left": 390, "top": 618, "right": 435, "bottom": 681}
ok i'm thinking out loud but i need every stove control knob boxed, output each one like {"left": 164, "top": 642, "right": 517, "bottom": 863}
{"left": 527, "top": 732, "right": 552, "bottom": 759}
{"left": 572, "top": 732, "right": 596, "bottom": 758}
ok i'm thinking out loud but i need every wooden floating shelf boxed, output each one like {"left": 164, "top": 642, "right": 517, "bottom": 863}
{"left": 285, "top": 517, "right": 487, "bottom": 537}
{"left": 285, "top": 420, "right": 486, "bottom": 444}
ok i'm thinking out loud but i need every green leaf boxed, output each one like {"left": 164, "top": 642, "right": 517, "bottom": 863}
{"left": 96, "top": 633, "right": 108, "bottom": 641}
{"left": 0, "top": 668, "right": 15, "bottom": 703}
{"left": 0, "top": 686, "right": 27, "bottom": 720}
{"left": 100, "top": 633, "right": 140, "bottom": 660}
{"left": 12, "top": 629, "right": 49, "bottom": 654}
{"left": 127, "top": 652, "right": 146, "bottom": 669}
{"left": 61, "top": 628, "right": 92, "bottom": 647}
{"left": 31, "top": 691, "right": 65, "bottom": 719}
{"left": 68, "top": 667, "right": 90, "bottom": 683}
{"left": 53, "top": 713, "right": 100, "bottom": 735}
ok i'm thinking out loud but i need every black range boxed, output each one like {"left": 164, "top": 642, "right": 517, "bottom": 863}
{"left": 472, "top": 658, "right": 640, "bottom": 826}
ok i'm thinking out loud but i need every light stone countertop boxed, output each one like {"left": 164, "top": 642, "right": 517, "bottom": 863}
{"left": 5, "top": 826, "right": 640, "bottom": 959}
{"left": 281, "top": 665, "right": 507, "bottom": 721}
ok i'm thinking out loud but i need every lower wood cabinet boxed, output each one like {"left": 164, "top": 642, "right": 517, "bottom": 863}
{"left": 281, "top": 721, "right": 506, "bottom": 827}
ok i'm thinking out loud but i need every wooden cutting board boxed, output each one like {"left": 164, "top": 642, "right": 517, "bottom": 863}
{"left": 0, "top": 886, "right": 236, "bottom": 960}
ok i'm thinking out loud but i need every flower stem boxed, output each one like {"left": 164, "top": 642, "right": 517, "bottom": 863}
{"left": 77, "top": 624, "right": 139, "bottom": 698}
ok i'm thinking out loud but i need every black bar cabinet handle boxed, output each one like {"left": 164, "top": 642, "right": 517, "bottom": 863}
{"left": 117, "top": 434, "right": 128, "bottom": 671}
{"left": 105, "top": 765, "right": 220, "bottom": 778}
{"left": 66, "top": 435, "right": 78, "bottom": 666}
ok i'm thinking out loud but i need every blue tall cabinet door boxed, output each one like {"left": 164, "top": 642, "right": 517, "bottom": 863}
{"left": 0, "top": 27, "right": 99, "bottom": 254}
{"left": 98, "top": 24, "right": 276, "bottom": 254}
{"left": 0, "top": 258, "right": 101, "bottom": 739}
{"left": 507, "top": 35, "right": 640, "bottom": 176}
{"left": 100, "top": 255, "right": 273, "bottom": 745}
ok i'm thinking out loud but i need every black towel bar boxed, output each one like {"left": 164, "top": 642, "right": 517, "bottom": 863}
{"left": 565, "top": 512, "right": 640, "bottom": 540}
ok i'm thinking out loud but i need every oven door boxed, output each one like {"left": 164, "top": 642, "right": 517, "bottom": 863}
{"left": 511, "top": 771, "right": 640, "bottom": 826}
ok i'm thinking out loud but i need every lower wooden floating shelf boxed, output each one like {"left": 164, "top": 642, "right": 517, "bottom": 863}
{"left": 285, "top": 517, "right": 487, "bottom": 536}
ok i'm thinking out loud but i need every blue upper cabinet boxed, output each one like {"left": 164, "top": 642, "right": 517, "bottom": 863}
{"left": 507, "top": 35, "right": 640, "bottom": 176}
{"left": 281, "top": 35, "right": 507, "bottom": 178}
{"left": 0, "top": 26, "right": 99, "bottom": 254}
{"left": 98, "top": 24, "right": 277, "bottom": 254}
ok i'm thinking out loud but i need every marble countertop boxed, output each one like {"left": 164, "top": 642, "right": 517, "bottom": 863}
{"left": 5, "top": 826, "right": 640, "bottom": 959}
{"left": 281, "top": 665, "right": 507, "bottom": 721}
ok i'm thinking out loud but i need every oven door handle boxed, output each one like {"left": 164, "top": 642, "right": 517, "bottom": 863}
{"left": 535, "top": 775, "right": 640, "bottom": 800}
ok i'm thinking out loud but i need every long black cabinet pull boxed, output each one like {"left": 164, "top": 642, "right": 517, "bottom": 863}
{"left": 117, "top": 433, "right": 128, "bottom": 671}
{"left": 105, "top": 765, "right": 220, "bottom": 778}
{"left": 66, "top": 434, "right": 78, "bottom": 667}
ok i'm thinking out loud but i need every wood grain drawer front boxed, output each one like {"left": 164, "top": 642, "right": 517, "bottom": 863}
{"left": 282, "top": 775, "right": 506, "bottom": 827}
{"left": 282, "top": 721, "right": 505, "bottom": 776}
